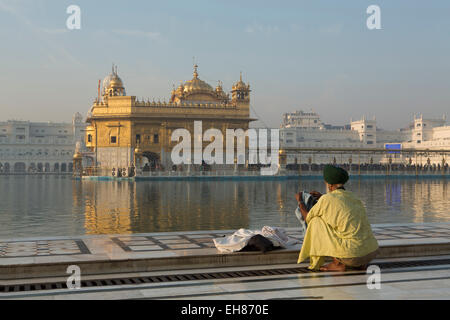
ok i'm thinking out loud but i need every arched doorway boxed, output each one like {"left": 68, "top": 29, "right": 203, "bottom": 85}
{"left": 14, "top": 162, "right": 26, "bottom": 173}
{"left": 142, "top": 152, "right": 160, "bottom": 171}
{"left": 54, "top": 163, "right": 60, "bottom": 172}
{"left": 61, "top": 163, "right": 67, "bottom": 172}
{"left": 4, "top": 163, "right": 10, "bottom": 173}
{"left": 44, "top": 163, "right": 50, "bottom": 172}
{"left": 29, "top": 163, "right": 36, "bottom": 173}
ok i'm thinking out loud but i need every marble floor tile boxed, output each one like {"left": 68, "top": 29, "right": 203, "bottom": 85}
{"left": 158, "top": 239, "right": 192, "bottom": 245}
{"left": 167, "top": 243, "right": 201, "bottom": 249}
{"left": 151, "top": 235, "right": 183, "bottom": 240}
{"left": 186, "top": 234, "right": 216, "bottom": 239}
{"left": 128, "top": 245, "right": 164, "bottom": 251}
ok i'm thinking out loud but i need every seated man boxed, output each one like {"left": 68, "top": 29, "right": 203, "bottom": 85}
{"left": 296, "top": 165, "right": 379, "bottom": 271}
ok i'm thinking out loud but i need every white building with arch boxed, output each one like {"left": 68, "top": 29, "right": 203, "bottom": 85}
{"left": 280, "top": 111, "right": 449, "bottom": 165}
{"left": 0, "top": 113, "right": 87, "bottom": 174}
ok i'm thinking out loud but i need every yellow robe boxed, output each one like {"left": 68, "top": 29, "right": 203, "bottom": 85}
{"left": 298, "top": 189, "right": 379, "bottom": 270}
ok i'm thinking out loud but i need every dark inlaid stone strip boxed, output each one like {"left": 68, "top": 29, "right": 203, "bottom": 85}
{"left": 111, "top": 237, "right": 132, "bottom": 252}
{"left": 75, "top": 240, "right": 91, "bottom": 255}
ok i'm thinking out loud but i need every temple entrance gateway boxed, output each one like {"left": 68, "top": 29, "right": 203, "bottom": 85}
{"left": 142, "top": 152, "right": 160, "bottom": 171}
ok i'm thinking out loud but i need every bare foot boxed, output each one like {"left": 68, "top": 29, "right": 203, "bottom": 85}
{"left": 319, "top": 258, "right": 346, "bottom": 272}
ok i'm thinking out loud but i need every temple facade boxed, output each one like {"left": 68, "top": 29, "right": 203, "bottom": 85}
{"left": 84, "top": 65, "right": 254, "bottom": 174}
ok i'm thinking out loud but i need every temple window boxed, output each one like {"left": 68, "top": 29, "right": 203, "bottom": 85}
{"left": 110, "top": 136, "right": 117, "bottom": 144}
{"left": 153, "top": 134, "right": 159, "bottom": 144}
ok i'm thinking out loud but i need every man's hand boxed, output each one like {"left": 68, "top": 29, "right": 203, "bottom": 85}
{"left": 295, "top": 192, "right": 303, "bottom": 204}
{"left": 296, "top": 192, "right": 309, "bottom": 220}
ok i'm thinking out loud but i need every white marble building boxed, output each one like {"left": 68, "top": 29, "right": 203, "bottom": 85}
{"left": 0, "top": 113, "right": 87, "bottom": 174}
{"left": 280, "top": 111, "right": 449, "bottom": 165}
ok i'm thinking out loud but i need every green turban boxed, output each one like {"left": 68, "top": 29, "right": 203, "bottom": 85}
{"left": 323, "top": 164, "right": 349, "bottom": 185}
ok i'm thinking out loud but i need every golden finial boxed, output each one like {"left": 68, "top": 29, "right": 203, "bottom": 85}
{"left": 240, "top": 71, "right": 243, "bottom": 82}
{"left": 193, "top": 64, "right": 199, "bottom": 79}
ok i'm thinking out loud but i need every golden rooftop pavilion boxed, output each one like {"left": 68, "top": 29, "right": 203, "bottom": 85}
{"left": 84, "top": 64, "right": 254, "bottom": 174}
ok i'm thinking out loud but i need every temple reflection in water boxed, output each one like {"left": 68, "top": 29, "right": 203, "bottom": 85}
{"left": 0, "top": 176, "right": 448, "bottom": 238}
{"left": 75, "top": 178, "right": 449, "bottom": 235}
{"left": 77, "top": 180, "right": 250, "bottom": 234}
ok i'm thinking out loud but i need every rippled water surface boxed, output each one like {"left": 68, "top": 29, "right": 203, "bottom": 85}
{"left": 0, "top": 176, "right": 448, "bottom": 238}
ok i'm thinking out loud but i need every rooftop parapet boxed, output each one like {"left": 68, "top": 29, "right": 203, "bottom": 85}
{"left": 92, "top": 96, "right": 237, "bottom": 109}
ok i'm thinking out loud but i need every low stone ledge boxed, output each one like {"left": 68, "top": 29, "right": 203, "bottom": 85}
{"left": 2, "top": 241, "right": 450, "bottom": 281}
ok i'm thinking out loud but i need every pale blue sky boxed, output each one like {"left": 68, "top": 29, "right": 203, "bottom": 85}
{"left": 0, "top": 0, "right": 449, "bottom": 129}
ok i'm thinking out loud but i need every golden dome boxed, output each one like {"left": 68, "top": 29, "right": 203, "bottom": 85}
{"left": 109, "top": 76, "right": 124, "bottom": 88}
{"left": 232, "top": 72, "right": 249, "bottom": 91}
{"left": 102, "top": 64, "right": 126, "bottom": 96}
{"left": 183, "top": 78, "right": 214, "bottom": 93}
{"left": 182, "top": 64, "right": 214, "bottom": 95}
{"left": 215, "top": 80, "right": 223, "bottom": 92}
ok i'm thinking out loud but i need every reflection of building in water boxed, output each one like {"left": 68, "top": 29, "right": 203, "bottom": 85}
{"left": 84, "top": 64, "right": 254, "bottom": 173}
{"left": 408, "top": 179, "right": 449, "bottom": 223}
{"left": 0, "top": 113, "right": 86, "bottom": 174}
{"left": 78, "top": 180, "right": 250, "bottom": 233}
{"left": 379, "top": 179, "right": 449, "bottom": 223}
{"left": 280, "top": 111, "right": 449, "bottom": 165}
{"left": 130, "top": 181, "right": 249, "bottom": 232}
{"left": 81, "top": 181, "right": 135, "bottom": 234}
{"left": 385, "top": 182, "right": 402, "bottom": 206}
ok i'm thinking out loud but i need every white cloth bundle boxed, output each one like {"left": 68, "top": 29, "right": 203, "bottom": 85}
{"left": 213, "top": 226, "right": 300, "bottom": 253}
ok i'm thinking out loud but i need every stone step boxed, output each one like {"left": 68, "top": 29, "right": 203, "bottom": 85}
{"left": 1, "top": 223, "right": 449, "bottom": 280}
{"left": 2, "top": 239, "right": 450, "bottom": 281}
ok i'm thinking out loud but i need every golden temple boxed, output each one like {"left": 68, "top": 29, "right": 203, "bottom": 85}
{"left": 84, "top": 64, "right": 254, "bottom": 174}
